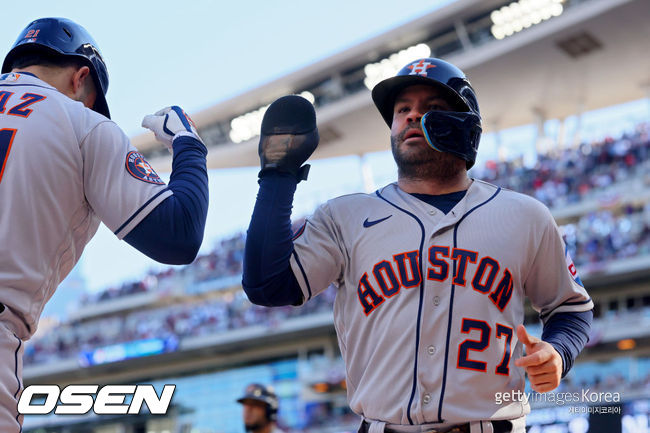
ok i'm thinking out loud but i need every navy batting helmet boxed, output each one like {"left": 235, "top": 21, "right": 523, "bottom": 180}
{"left": 2, "top": 17, "right": 111, "bottom": 119}
{"left": 236, "top": 383, "right": 279, "bottom": 422}
{"left": 372, "top": 57, "right": 482, "bottom": 168}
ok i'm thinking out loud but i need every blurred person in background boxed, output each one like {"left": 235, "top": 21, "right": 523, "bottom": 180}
{"left": 236, "top": 383, "right": 285, "bottom": 433}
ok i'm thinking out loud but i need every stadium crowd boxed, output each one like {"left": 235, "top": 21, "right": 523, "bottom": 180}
{"left": 564, "top": 203, "right": 650, "bottom": 270}
{"left": 474, "top": 122, "right": 649, "bottom": 208}
{"left": 78, "top": 234, "right": 246, "bottom": 305}
{"left": 23, "top": 125, "right": 650, "bottom": 366}
{"left": 24, "top": 286, "right": 337, "bottom": 365}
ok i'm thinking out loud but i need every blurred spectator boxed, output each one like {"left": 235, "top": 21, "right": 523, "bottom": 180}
{"left": 236, "top": 384, "right": 285, "bottom": 433}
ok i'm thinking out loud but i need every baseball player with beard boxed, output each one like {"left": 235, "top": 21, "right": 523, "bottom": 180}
{"left": 242, "top": 58, "right": 593, "bottom": 433}
{"left": 236, "top": 383, "right": 285, "bottom": 433}
{"left": 0, "top": 18, "right": 208, "bottom": 432}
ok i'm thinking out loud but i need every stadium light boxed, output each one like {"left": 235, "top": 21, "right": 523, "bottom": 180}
{"left": 312, "top": 382, "right": 330, "bottom": 393}
{"left": 363, "top": 43, "right": 432, "bottom": 90}
{"left": 229, "top": 91, "right": 315, "bottom": 143}
{"left": 616, "top": 339, "right": 636, "bottom": 351}
{"left": 491, "top": 0, "right": 564, "bottom": 40}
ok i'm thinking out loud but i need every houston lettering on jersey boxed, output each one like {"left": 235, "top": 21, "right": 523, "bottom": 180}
{"left": 0, "top": 90, "right": 47, "bottom": 184}
{"left": 357, "top": 246, "right": 514, "bottom": 316}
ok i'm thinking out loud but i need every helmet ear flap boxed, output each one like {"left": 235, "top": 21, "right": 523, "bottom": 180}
{"left": 266, "top": 390, "right": 279, "bottom": 422}
{"left": 266, "top": 404, "right": 278, "bottom": 422}
{"left": 458, "top": 85, "right": 480, "bottom": 116}
{"left": 421, "top": 108, "right": 482, "bottom": 169}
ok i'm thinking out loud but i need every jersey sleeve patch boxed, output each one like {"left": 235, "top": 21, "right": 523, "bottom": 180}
{"left": 565, "top": 245, "right": 583, "bottom": 287}
{"left": 125, "top": 151, "right": 165, "bottom": 185}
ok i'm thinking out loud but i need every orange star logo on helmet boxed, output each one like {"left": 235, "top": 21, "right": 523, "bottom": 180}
{"left": 407, "top": 60, "right": 436, "bottom": 76}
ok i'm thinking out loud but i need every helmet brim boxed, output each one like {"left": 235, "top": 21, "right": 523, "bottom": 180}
{"left": 237, "top": 397, "right": 264, "bottom": 405}
{"left": 92, "top": 91, "right": 110, "bottom": 119}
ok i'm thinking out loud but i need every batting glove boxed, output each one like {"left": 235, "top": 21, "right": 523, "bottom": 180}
{"left": 142, "top": 106, "right": 204, "bottom": 152}
{"left": 258, "top": 95, "right": 319, "bottom": 181}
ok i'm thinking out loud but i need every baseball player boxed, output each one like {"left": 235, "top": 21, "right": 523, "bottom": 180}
{"left": 0, "top": 18, "right": 209, "bottom": 432}
{"left": 236, "top": 383, "right": 285, "bottom": 433}
{"left": 242, "top": 58, "right": 593, "bottom": 433}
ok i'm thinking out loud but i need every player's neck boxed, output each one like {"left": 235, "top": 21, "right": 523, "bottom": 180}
{"left": 13, "top": 65, "right": 75, "bottom": 98}
{"left": 397, "top": 173, "right": 472, "bottom": 195}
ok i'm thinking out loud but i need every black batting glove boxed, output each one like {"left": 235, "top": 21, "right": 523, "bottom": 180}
{"left": 258, "top": 95, "right": 319, "bottom": 181}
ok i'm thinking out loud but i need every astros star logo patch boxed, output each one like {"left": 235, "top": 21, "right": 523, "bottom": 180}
{"left": 125, "top": 151, "right": 165, "bottom": 185}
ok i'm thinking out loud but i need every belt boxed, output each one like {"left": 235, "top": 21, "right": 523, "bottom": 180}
{"left": 359, "top": 420, "right": 512, "bottom": 433}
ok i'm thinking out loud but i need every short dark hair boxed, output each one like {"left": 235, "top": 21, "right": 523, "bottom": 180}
{"left": 8, "top": 47, "right": 86, "bottom": 71}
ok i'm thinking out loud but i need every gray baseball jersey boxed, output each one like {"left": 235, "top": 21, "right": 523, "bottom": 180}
{"left": 0, "top": 72, "right": 171, "bottom": 339}
{"left": 290, "top": 180, "right": 592, "bottom": 426}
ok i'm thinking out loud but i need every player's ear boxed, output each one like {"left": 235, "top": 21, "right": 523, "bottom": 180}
{"left": 71, "top": 66, "right": 96, "bottom": 109}
{"left": 71, "top": 66, "right": 90, "bottom": 92}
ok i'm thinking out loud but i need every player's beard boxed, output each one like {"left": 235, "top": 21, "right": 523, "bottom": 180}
{"left": 391, "top": 126, "right": 464, "bottom": 182}
{"left": 244, "top": 420, "right": 269, "bottom": 432}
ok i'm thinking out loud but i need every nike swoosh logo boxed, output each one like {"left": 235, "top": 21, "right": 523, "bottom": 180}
{"left": 363, "top": 215, "right": 392, "bottom": 228}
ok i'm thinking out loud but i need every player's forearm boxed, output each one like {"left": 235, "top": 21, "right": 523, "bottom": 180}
{"left": 242, "top": 172, "right": 303, "bottom": 306}
{"left": 167, "top": 135, "right": 209, "bottom": 226}
{"left": 124, "top": 135, "right": 208, "bottom": 264}
{"left": 541, "top": 310, "right": 593, "bottom": 377}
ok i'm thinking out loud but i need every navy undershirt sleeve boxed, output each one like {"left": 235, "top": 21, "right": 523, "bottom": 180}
{"left": 542, "top": 310, "right": 593, "bottom": 377}
{"left": 124, "top": 135, "right": 209, "bottom": 265}
{"left": 242, "top": 172, "right": 304, "bottom": 306}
